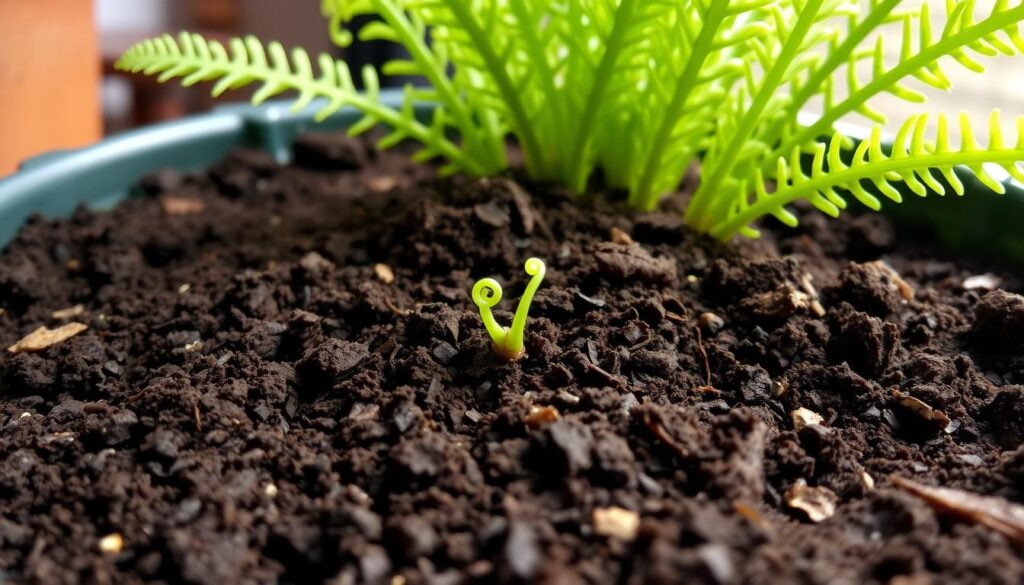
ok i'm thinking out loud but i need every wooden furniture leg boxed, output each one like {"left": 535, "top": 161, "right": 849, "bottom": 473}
{"left": 0, "top": 0, "right": 101, "bottom": 175}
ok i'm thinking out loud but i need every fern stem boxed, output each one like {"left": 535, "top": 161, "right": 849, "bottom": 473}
{"left": 686, "top": 0, "right": 827, "bottom": 231}
{"left": 438, "top": 0, "right": 550, "bottom": 179}
{"left": 629, "top": 3, "right": 731, "bottom": 210}
{"left": 773, "top": 3, "right": 1024, "bottom": 164}
{"left": 563, "top": 0, "right": 642, "bottom": 194}
{"left": 708, "top": 149, "right": 1024, "bottom": 239}
{"left": 371, "top": 0, "right": 499, "bottom": 171}
{"left": 508, "top": 0, "right": 569, "bottom": 166}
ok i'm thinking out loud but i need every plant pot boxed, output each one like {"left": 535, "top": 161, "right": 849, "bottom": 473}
{"left": 3, "top": 91, "right": 1024, "bottom": 259}
{"left": 3, "top": 92, "right": 1024, "bottom": 583}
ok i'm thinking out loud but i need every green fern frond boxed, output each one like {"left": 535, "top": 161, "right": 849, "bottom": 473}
{"left": 115, "top": 32, "right": 486, "bottom": 175}
{"left": 772, "top": 0, "right": 1024, "bottom": 164}
{"left": 685, "top": 0, "right": 831, "bottom": 227}
{"left": 119, "top": 2, "right": 1024, "bottom": 246}
{"left": 709, "top": 111, "right": 1024, "bottom": 239}
{"left": 560, "top": 0, "right": 678, "bottom": 193}
{"left": 411, "top": 0, "right": 551, "bottom": 178}
{"left": 627, "top": 1, "right": 737, "bottom": 208}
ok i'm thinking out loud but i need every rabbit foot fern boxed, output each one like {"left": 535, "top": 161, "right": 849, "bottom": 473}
{"left": 472, "top": 258, "right": 546, "bottom": 362}
{"left": 117, "top": 0, "right": 1024, "bottom": 241}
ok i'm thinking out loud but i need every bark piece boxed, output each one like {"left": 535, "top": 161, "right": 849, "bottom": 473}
{"left": 892, "top": 476, "right": 1024, "bottom": 545}
{"left": 8, "top": 323, "right": 87, "bottom": 353}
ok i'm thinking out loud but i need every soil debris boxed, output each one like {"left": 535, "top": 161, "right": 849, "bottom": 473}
{"left": 791, "top": 407, "right": 825, "bottom": 431}
{"left": 374, "top": 263, "right": 395, "bottom": 284}
{"left": 524, "top": 405, "right": 561, "bottom": 429}
{"left": 7, "top": 322, "right": 87, "bottom": 353}
{"left": 592, "top": 506, "right": 640, "bottom": 541}
{"left": 973, "top": 289, "right": 1024, "bottom": 349}
{"left": 50, "top": 304, "right": 85, "bottom": 320}
{"left": 892, "top": 476, "right": 1024, "bottom": 545}
{"left": 591, "top": 242, "right": 677, "bottom": 285}
{"left": 699, "top": 311, "right": 724, "bottom": 332}
{"left": 964, "top": 272, "right": 1002, "bottom": 290}
{"left": 785, "top": 480, "right": 838, "bottom": 523}
{"left": 160, "top": 195, "right": 206, "bottom": 215}
{"left": 367, "top": 175, "right": 399, "bottom": 192}
{"left": 610, "top": 226, "right": 634, "bottom": 246}
{"left": 98, "top": 533, "right": 124, "bottom": 555}
{"left": 892, "top": 389, "right": 951, "bottom": 432}
{"left": 740, "top": 284, "right": 813, "bottom": 319}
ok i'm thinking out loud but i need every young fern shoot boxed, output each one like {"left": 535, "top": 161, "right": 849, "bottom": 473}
{"left": 472, "top": 258, "right": 546, "bottom": 362}
{"left": 117, "top": 0, "right": 1024, "bottom": 241}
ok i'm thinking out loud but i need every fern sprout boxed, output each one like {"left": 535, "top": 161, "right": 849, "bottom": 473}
{"left": 472, "top": 258, "right": 546, "bottom": 362}
{"left": 116, "top": 0, "right": 1024, "bottom": 240}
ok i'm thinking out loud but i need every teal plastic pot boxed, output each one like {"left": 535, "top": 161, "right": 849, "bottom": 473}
{"left": 1, "top": 90, "right": 1023, "bottom": 261}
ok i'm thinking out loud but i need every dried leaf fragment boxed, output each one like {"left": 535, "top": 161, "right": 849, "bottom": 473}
{"left": 8, "top": 323, "right": 88, "bottom": 353}
{"left": 374, "top": 263, "right": 395, "bottom": 284}
{"left": 51, "top": 304, "right": 85, "bottom": 320}
{"left": 785, "top": 480, "right": 838, "bottom": 523}
{"left": 593, "top": 506, "right": 640, "bottom": 541}
{"left": 799, "top": 274, "right": 826, "bottom": 316}
{"left": 892, "top": 476, "right": 1024, "bottom": 545}
{"left": 870, "top": 261, "right": 914, "bottom": 301}
{"left": 610, "top": 226, "right": 634, "bottom": 245}
{"left": 741, "top": 284, "right": 813, "bottom": 319}
{"left": 639, "top": 409, "right": 692, "bottom": 459}
{"left": 99, "top": 533, "right": 124, "bottom": 554}
{"left": 524, "top": 405, "right": 561, "bottom": 429}
{"left": 791, "top": 407, "right": 826, "bottom": 431}
{"left": 161, "top": 195, "right": 206, "bottom": 215}
{"left": 734, "top": 502, "right": 772, "bottom": 532}
{"left": 892, "top": 389, "right": 950, "bottom": 429}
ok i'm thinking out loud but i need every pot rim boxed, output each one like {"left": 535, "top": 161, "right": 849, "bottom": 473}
{"left": 1, "top": 90, "right": 1022, "bottom": 260}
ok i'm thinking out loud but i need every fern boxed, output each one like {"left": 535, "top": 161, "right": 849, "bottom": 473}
{"left": 117, "top": 1, "right": 1024, "bottom": 242}
{"left": 709, "top": 111, "right": 1024, "bottom": 239}
{"left": 771, "top": 1, "right": 1024, "bottom": 164}
{"left": 116, "top": 32, "right": 484, "bottom": 175}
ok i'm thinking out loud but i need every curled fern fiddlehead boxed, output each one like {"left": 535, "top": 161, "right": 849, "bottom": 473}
{"left": 472, "top": 258, "right": 547, "bottom": 362}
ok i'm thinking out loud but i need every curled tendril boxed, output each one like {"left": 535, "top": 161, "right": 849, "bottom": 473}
{"left": 471, "top": 258, "right": 547, "bottom": 362}
{"left": 472, "top": 278, "right": 503, "bottom": 308}
{"left": 524, "top": 257, "right": 545, "bottom": 278}
{"left": 321, "top": 0, "right": 354, "bottom": 47}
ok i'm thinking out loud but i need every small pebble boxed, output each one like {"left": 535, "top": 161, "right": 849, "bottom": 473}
{"left": 593, "top": 506, "right": 640, "bottom": 541}
{"left": 99, "top": 533, "right": 124, "bottom": 554}
{"left": 374, "top": 263, "right": 395, "bottom": 284}
{"left": 699, "top": 312, "right": 724, "bottom": 332}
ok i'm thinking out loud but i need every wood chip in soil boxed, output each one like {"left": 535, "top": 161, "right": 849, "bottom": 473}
{"left": 7, "top": 322, "right": 88, "bottom": 353}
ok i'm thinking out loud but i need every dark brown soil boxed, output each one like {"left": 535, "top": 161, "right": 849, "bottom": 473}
{"left": 3, "top": 135, "right": 1024, "bottom": 585}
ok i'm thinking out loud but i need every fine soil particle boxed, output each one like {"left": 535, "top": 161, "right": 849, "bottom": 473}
{"left": 2, "top": 134, "right": 1024, "bottom": 584}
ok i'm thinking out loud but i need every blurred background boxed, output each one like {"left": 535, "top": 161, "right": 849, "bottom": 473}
{"left": 0, "top": 0, "right": 1022, "bottom": 176}
{"left": 0, "top": 0, "right": 401, "bottom": 175}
